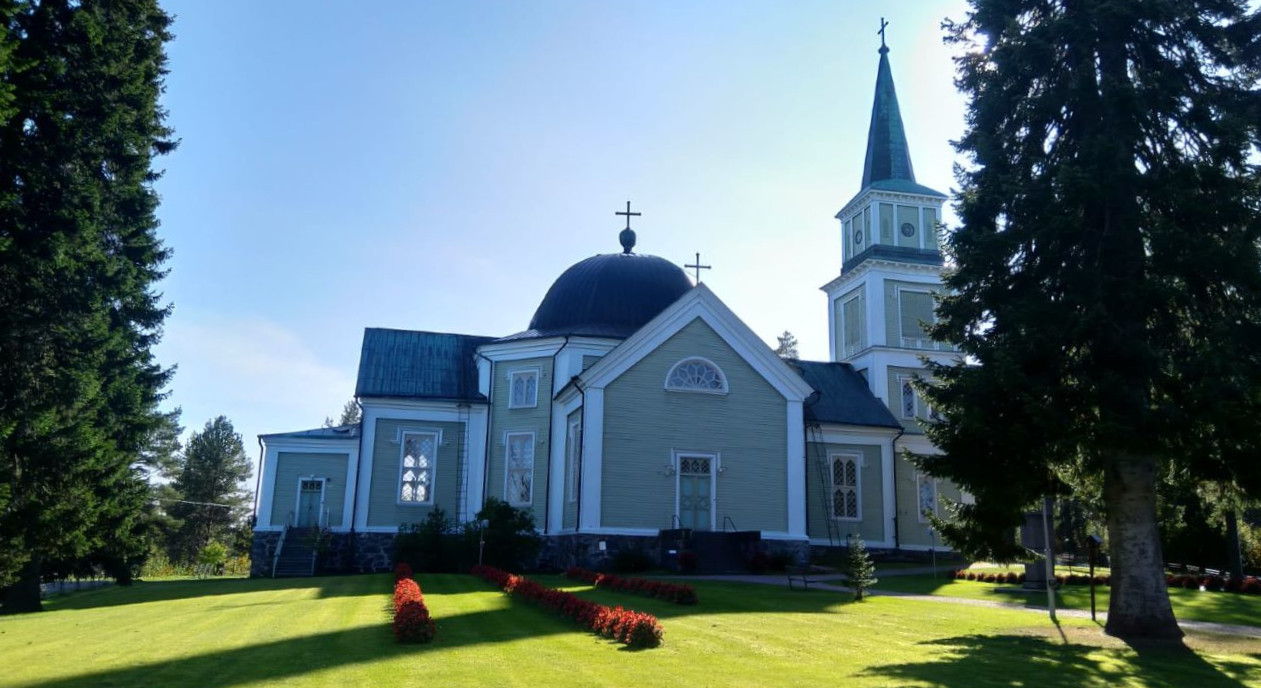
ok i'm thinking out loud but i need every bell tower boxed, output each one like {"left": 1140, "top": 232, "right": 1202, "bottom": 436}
{"left": 821, "top": 27, "right": 955, "bottom": 430}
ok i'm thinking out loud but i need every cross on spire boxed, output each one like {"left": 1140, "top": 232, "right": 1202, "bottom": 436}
{"left": 685, "top": 252, "right": 711, "bottom": 283}
{"left": 878, "top": 17, "right": 890, "bottom": 51}
{"left": 615, "top": 200, "right": 641, "bottom": 230}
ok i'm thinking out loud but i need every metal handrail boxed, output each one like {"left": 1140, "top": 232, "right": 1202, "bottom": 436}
{"left": 671, "top": 514, "right": 682, "bottom": 529}
{"left": 271, "top": 520, "right": 290, "bottom": 578}
{"left": 722, "top": 516, "right": 737, "bottom": 532}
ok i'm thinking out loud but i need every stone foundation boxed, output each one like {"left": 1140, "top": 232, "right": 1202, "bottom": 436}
{"left": 249, "top": 530, "right": 398, "bottom": 577}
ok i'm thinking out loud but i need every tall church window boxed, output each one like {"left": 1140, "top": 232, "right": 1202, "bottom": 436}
{"left": 917, "top": 472, "right": 938, "bottom": 523}
{"left": 829, "top": 454, "right": 861, "bottom": 520}
{"left": 505, "top": 432, "right": 535, "bottom": 507}
{"left": 898, "top": 289, "right": 936, "bottom": 349}
{"left": 665, "top": 358, "right": 728, "bottom": 393}
{"left": 399, "top": 431, "right": 438, "bottom": 504}
{"left": 840, "top": 291, "right": 865, "bottom": 358}
{"left": 879, "top": 203, "right": 895, "bottom": 244}
{"left": 509, "top": 369, "right": 539, "bottom": 408}
{"left": 924, "top": 207, "right": 939, "bottom": 250}
{"left": 900, "top": 377, "right": 917, "bottom": 419}
{"left": 565, "top": 419, "right": 581, "bottom": 504}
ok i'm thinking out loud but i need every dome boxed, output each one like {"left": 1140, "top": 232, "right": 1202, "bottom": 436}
{"left": 526, "top": 251, "right": 693, "bottom": 339}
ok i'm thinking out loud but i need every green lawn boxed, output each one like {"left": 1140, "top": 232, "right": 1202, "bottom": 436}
{"left": 871, "top": 575, "right": 1261, "bottom": 628}
{"left": 0, "top": 574, "right": 1258, "bottom": 687}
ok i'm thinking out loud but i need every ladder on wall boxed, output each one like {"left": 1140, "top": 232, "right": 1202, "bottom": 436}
{"left": 808, "top": 423, "right": 839, "bottom": 547}
{"left": 455, "top": 403, "right": 470, "bottom": 521}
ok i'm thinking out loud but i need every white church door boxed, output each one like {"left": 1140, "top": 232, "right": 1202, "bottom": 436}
{"left": 296, "top": 478, "right": 325, "bottom": 528}
{"left": 677, "top": 454, "right": 715, "bottom": 531}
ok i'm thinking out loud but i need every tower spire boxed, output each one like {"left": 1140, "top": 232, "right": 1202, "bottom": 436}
{"left": 861, "top": 24, "right": 916, "bottom": 189}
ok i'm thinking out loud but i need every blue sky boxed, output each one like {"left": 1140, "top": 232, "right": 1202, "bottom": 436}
{"left": 152, "top": 0, "right": 972, "bottom": 463}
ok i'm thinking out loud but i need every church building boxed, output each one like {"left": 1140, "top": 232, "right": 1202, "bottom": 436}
{"left": 249, "top": 35, "right": 964, "bottom": 576}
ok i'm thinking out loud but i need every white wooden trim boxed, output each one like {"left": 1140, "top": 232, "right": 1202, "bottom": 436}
{"left": 257, "top": 438, "right": 359, "bottom": 532}
{"left": 663, "top": 356, "right": 729, "bottom": 394}
{"left": 881, "top": 438, "right": 896, "bottom": 548}
{"left": 463, "top": 406, "right": 489, "bottom": 522}
{"left": 578, "top": 387, "right": 604, "bottom": 530}
{"left": 581, "top": 284, "right": 814, "bottom": 401}
{"left": 478, "top": 338, "right": 564, "bottom": 361}
{"left": 786, "top": 400, "right": 806, "bottom": 537}
{"left": 507, "top": 367, "right": 541, "bottom": 409}
{"left": 826, "top": 452, "right": 863, "bottom": 522}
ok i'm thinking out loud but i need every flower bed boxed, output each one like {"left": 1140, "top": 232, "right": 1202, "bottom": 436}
{"left": 564, "top": 567, "right": 698, "bottom": 605}
{"left": 471, "top": 565, "right": 663, "bottom": 649}
{"left": 951, "top": 568, "right": 1261, "bottom": 595}
{"left": 393, "top": 563, "right": 436, "bottom": 643}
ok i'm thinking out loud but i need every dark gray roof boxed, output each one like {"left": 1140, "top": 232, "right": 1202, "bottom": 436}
{"left": 519, "top": 251, "right": 693, "bottom": 341}
{"left": 794, "top": 360, "right": 901, "bottom": 428}
{"left": 842, "top": 244, "right": 944, "bottom": 274}
{"left": 355, "top": 328, "right": 495, "bottom": 400}
{"left": 260, "top": 424, "right": 360, "bottom": 440}
{"left": 862, "top": 44, "right": 917, "bottom": 190}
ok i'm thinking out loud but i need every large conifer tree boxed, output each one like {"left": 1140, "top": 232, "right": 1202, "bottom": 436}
{"left": 0, "top": 0, "right": 174, "bottom": 613}
{"left": 922, "top": 0, "right": 1261, "bottom": 638}
{"left": 165, "top": 417, "right": 253, "bottom": 562}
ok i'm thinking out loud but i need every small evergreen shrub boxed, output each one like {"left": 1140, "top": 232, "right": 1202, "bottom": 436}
{"left": 842, "top": 536, "right": 878, "bottom": 601}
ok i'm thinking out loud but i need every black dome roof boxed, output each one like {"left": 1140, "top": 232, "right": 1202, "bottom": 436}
{"left": 526, "top": 252, "right": 693, "bottom": 338}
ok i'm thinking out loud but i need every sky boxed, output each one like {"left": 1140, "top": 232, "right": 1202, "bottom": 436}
{"left": 151, "top": 0, "right": 973, "bottom": 471}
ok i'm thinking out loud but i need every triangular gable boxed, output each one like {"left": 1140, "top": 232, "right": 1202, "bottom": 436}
{"left": 580, "top": 284, "right": 814, "bottom": 401}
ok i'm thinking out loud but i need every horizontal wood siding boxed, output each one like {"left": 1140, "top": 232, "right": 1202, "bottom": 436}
{"left": 581, "top": 355, "right": 602, "bottom": 371}
{"left": 489, "top": 356, "right": 553, "bottom": 528}
{"left": 895, "top": 454, "right": 962, "bottom": 547}
{"left": 366, "top": 418, "right": 466, "bottom": 528}
{"left": 602, "top": 318, "right": 788, "bottom": 531}
{"left": 804, "top": 442, "right": 883, "bottom": 543}
{"left": 886, "top": 365, "right": 929, "bottom": 435}
{"left": 269, "top": 452, "right": 350, "bottom": 527}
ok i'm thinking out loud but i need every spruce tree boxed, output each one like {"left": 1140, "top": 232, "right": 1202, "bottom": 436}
{"left": 165, "top": 417, "right": 253, "bottom": 562}
{"left": 842, "top": 535, "right": 878, "bottom": 601}
{"left": 922, "top": 0, "right": 1261, "bottom": 638}
{"left": 0, "top": 0, "right": 174, "bottom": 613}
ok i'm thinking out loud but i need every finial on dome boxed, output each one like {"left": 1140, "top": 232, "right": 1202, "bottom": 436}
{"left": 614, "top": 200, "right": 641, "bottom": 254}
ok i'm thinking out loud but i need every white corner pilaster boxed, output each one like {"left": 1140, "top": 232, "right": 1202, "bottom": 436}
{"left": 882, "top": 437, "right": 897, "bottom": 546}
{"left": 786, "top": 400, "right": 806, "bottom": 537}
{"left": 579, "top": 387, "right": 605, "bottom": 531}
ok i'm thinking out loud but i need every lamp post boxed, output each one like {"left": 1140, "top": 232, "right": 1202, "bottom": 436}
{"left": 477, "top": 519, "right": 489, "bottom": 566}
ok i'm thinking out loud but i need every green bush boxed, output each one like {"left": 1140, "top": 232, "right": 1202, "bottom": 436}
{"left": 475, "top": 498, "right": 542, "bottom": 572}
{"left": 395, "top": 509, "right": 460, "bottom": 573}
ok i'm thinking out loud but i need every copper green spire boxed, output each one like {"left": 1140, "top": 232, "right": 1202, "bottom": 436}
{"left": 861, "top": 26, "right": 917, "bottom": 189}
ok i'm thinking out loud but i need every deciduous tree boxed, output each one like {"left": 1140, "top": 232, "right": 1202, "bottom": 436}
{"left": 922, "top": 0, "right": 1261, "bottom": 639}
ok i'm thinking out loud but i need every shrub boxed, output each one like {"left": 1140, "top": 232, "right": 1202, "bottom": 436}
{"left": 392, "top": 573, "right": 436, "bottom": 643}
{"left": 1203, "top": 576, "right": 1224, "bottom": 592}
{"left": 475, "top": 498, "right": 543, "bottom": 572}
{"left": 1241, "top": 577, "right": 1261, "bottom": 595}
{"left": 197, "top": 541, "right": 228, "bottom": 569}
{"left": 678, "top": 551, "right": 698, "bottom": 574}
{"left": 395, "top": 509, "right": 456, "bottom": 573}
{"left": 768, "top": 552, "right": 795, "bottom": 572}
{"left": 748, "top": 552, "right": 771, "bottom": 574}
{"left": 565, "top": 567, "right": 698, "bottom": 605}
{"left": 473, "top": 565, "right": 663, "bottom": 648}
{"left": 611, "top": 549, "right": 656, "bottom": 574}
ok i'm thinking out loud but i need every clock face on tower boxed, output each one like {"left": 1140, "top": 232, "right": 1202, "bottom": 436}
{"left": 900, "top": 222, "right": 916, "bottom": 238}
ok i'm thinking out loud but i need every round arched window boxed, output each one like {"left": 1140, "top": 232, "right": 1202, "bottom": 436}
{"left": 665, "top": 358, "right": 728, "bottom": 394}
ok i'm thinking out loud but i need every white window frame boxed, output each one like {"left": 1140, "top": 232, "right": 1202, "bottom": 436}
{"left": 916, "top": 472, "right": 939, "bottom": 523}
{"left": 672, "top": 450, "right": 719, "bottom": 531}
{"left": 664, "top": 357, "right": 729, "bottom": 394}
{"left": 508, "top": 368, "right": 540, "bottom": 409}
{"left": 397, "top": 430, "right": 440, "bottom": 506}
{"left": 828, "top": 453, "right": 862, "bottom": 522}
{"left": 896, "top": 287, "right": 937, "bottom": 350}
{"left": 503, "top": 431, "right": 536, "bottom": 507}
{"left": 565, "top": 418, "right": 581, "bottom": 504}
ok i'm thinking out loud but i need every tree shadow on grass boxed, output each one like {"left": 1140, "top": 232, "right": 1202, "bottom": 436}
{"left": 861, "top": 633, "right": 1261, "bottom": 688}
{"left": 43, "top": 574, "right": 384, "bottom": 612}
{"left": 21, "top": 603, "right": 574, "bottom": 688}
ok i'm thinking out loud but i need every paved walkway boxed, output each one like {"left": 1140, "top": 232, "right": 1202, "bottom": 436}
{"left": 680, "top": 570, "right": 1261, "bottom": 639}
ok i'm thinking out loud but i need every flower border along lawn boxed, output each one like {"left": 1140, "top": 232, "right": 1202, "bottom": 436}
{"left": 871, "top": 574, "right": 1261, "bottom": 628}
{"left": 0, "top": 574, "right": 1258, "bottom": 687}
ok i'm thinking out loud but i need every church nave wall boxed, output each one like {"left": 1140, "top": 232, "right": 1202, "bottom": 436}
{"left": 804, "top": 442, "right": 883, "bottom": 544}
{"left": 365, "top": 417, "right": 469, "bottom": 528}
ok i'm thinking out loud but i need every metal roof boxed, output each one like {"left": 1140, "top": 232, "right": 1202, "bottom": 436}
{"left": 521, "top": 251, "right": 693, "bottom": 341}
{"left": 842, "top": 244, "right": 944, "bottom": 274}
{"left": 355, "top": 328, "right": 495, "bottom": 400}
{"left": 259, "top": 424, "right": 360, "bottom": 440}
{"left": 794, "top": 360, "right": 902, "bottom": 428}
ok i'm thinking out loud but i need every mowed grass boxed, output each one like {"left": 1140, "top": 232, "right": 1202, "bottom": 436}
{"left": 0, "top": 574, "right": 1258, "bottom": 688}
{"left": 871, "top": 574, "right": 1261, "bottom": 628}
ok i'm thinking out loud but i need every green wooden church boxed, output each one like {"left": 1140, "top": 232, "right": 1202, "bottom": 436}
{"left": 250, "top": 36, "right": 965, "bottom": 576}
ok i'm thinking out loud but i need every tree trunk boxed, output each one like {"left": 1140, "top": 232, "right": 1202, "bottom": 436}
{"left": 1103, "top": 455, "right": 1181, "bottom": 639}
{"left": 0, "top": 557, "right": 43, "bottom": 615}
{"left": 1225, "top": 510, "right": 1244, "bottom": 579}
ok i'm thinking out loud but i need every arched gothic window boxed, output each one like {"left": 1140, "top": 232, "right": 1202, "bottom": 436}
{"left": 664, "top": 357, "right": 728, "bottom": 394}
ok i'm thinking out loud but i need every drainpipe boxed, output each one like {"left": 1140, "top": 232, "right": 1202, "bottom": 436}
{"left": 253, "top": 437, "right": 266, "bottom": 523}
{"left": 574, "top": 377, "right": 586, "bottom": 532}
{"left": 542, "top": 337, "right": 571, "bottom": 534}
{"left": 891, "top": 427, "right": 905, "bottom": 549}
